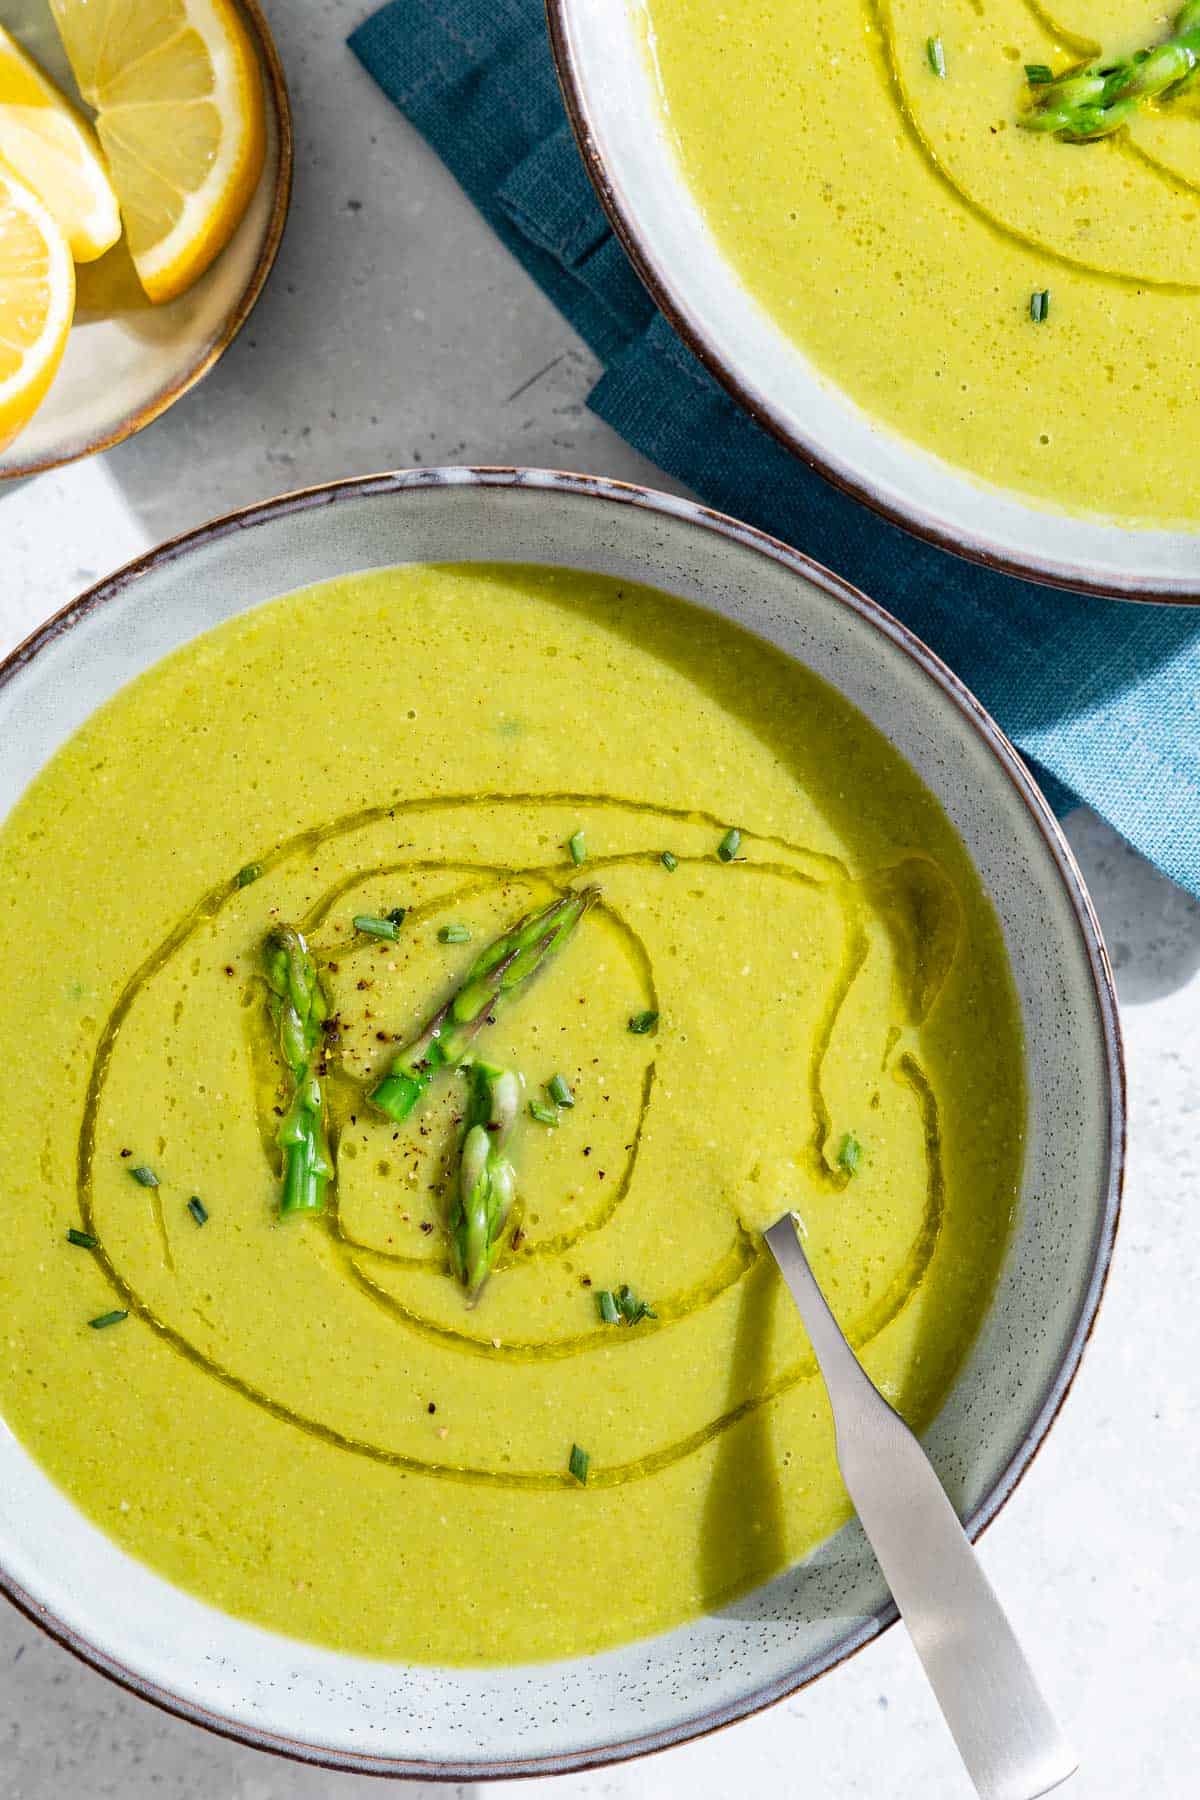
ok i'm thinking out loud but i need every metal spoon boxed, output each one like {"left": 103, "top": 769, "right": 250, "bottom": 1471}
{"left": 764, "top": 1214, "right": 1077, "bottom": 1800}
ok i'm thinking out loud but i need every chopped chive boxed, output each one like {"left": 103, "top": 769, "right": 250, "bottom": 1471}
{"left": 187, "top": 1196, "right": 209, "bottom": 1227}
{"left": 235, "top": 862, "right": 262, "bottom": 888}
{"left": 438, "top": 923, "right": 472, "bottom": 944}
{"left": 568, "top": 1443, "right": 590, "bottom": 1485}
{"left": 628, "top": 1010, "right": 659, "bottom": 1035}
{"left": 89, "top": 1310, "right": 127, "bottom": 1330}
{"left": 927, "top": 35, "right": 946, "bottom": 78}
{"left": 354, "top": 913, "right": 400, "bottom": 941}
{"left": 66, "top": 1228, "right": 98, "bottom": 1249}
{"left": 386, "top": 906, "right": 407, "bottom": 927}
{"left": 599, "top": 1281, "right": 657, "bottom": 1325}
{"left": 529, "top": 1099, "right": 559, "bottom": 1126}
{"left": 548, "top": 1074, "right": 574, "bottom": 1108}
{"left": 837, "top": 1131, "right": 864, "bottom": 1176}
{"left": 717, "top": 827, "right": 741, "bottom": 862}
{"left": 1030, "top": 288, "right": 1050, "bottom": 323}
{"left": 617, "top": 1284, "right": 656, "bottom": 1323}
{"left": 129, "top": 1165, "right": 159, "bottom": 1188}
{"left": 1024, "top": 62, "right": 1053, "bottom": 84}
{"left": 661, "top": 850, "right": 678, "bottom": 872}
{"left": 568, "top": 830, "right": 587, "bottom": 866}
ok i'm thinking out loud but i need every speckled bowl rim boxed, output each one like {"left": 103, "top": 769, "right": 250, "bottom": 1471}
{"left": 0, "top": 467, "right": 1124, "bottom": 1779}
{"left": 546, "top": 1, "right": 1199, "bottom": 605}
{"left": 0, "top": 0, "right": 293, "bottom": 481}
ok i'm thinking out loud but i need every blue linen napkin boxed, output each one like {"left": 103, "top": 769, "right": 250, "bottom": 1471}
{"left": 349, "top": 0, "right": 1200, "bottom": 897}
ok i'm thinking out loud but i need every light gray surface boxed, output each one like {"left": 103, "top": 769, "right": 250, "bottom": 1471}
{"left": 0, "top": 1, "right": 1196, "bottom": 1796}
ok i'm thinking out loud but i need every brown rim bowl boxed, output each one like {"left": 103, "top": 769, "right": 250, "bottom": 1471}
{"left": 547, "top": 1, "right": 1200, "bottom": 602}
{"left": 0, "top": 468, "right": 1123, "bottom": 1775}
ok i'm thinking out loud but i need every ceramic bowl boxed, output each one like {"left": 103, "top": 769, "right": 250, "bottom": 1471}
{"left": 0, "top": 468, "right": 1122, "bottom": 1776}
{"left": 548, "top": 1, "right": 1200, "bottom": 603}
{"left": 0, "top": 0, "right": 291, "bottom": 481}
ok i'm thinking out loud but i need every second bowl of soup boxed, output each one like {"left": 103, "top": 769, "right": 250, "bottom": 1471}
{"left": 550, "top": 0, "right": 1200, "bottom": 597}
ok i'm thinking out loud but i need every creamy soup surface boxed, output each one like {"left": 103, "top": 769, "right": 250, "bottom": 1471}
{"left": 642, "top": 0, "right": 1200, "bottom": 526}
{"left": 0, "top": 566, "right": 1024, "bottom": 1662}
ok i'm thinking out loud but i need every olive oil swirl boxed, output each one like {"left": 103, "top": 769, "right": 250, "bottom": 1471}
{"left": 75, "top": 793, "right": 949, "bottom": 1492}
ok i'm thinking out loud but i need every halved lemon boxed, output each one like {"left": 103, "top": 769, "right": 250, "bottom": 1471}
{"left": 0, "top": 25, "right": 120, "bottom": 262}
{"left": 0, "top": 158, "right": 75, "bottom": 454}
{"left": 48, "top": 0, "right": 266, "bottom": 305}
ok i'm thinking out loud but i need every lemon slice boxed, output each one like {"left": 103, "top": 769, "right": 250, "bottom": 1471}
{"left": 48, "top": 0, "right": 266, "bottom": 305}
{"left": 0, "top": 25, "right": 120, "bottom": 263}
{"left": 0, "top": 158, "right": 75, "bottom": 454}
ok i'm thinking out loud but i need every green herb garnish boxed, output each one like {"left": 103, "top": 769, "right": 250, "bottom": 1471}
{"left": 568, "top": 830, "right": 587, "bottom": 866}
{"left": 450, "top": 1061, "right": 520, "bottom": 1300}
{"left": 568, "top": 1443, "right": 590, "bottom": 1485}
{"left": 66, "top": 1228, "right": 98, "bottom": 1249}
{"left": 598, "top": 1282, "right": 657, "bottom": 1325}
{"left": 89, "top": 1310, "right": 128, "bottom": 1330}
{"left": 1030, "top": 288, "right": 1050, "bottom": 323}
{"left": 354, "top": 913, "right": 401, "bottom": 941}
{"left": 628, "top": 1010, "right": 659, "bottom": 1035}
{"left": 927, "top": 35, "right": 947, "bottom": 78}
{"left": 661, "top": 850, "right": 678, "bottom": 872}
{"left": 547, "top": 1073, "right": 574, "bottom": 1108}
{"left": 616, "top": 1282, "right": 657, "bottom": 1324}
{"left": 1021, "top": 4, "right": 1200, "bottom": 141}
{"left": 187, "top": 1196, "right": 209, "bottom": 1226}
{"left": 837, "top": 1131, "right": 864, "bottom": 1176}
{"left": 371, "top": 890, "right": 599, "bottom": 1124}
{"left": 235, "top": 862, "right": 263, "bottom": 888}
{"left": 529, "top": 1099, "right": 559, "bottom": 1126}
{"left": 717, "top": 828, "right": 741, "bottom": 862}
{"left": 263, "top": 926, "right": 333, "bottom": 1218}
{"left": 129, "top": 1165, "right": 159, "bottom": 1188}
{"left": 438, "top": 923, "right": 472, "bottom": 944}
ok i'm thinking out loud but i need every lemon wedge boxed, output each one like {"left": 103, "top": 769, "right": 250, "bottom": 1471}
{"left": 0, "top": 24, "right": 120, "bottom": 263}
{"left": 0, "top": 158, "right": 75, "bottom": 454}
{"left": 48, "top": 0, "right": 266, "bottom": 305}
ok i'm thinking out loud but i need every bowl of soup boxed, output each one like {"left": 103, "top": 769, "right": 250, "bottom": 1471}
{"left": 0, "top": 467, "right": 1121, "bottom": 1774}
{"left": 548, "top": 1, "right": 1200, "bottom": 599}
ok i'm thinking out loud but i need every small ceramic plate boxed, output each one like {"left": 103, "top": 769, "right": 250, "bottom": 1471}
{"left": 0, "top": 0, "right": 292, "bottom": 481}
{"left": 0, "top": 469, "right": 1123, "bottom": 1777}
{"left": 549, "top": 0, "right": 1200, "bottom": 602}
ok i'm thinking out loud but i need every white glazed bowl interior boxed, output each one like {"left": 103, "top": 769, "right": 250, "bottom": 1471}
{"left": 0, "top": 470, "right": 1121, "bottom": 1776}
{"left": 550, "top": 0, "right": 1200, "bottom": 600}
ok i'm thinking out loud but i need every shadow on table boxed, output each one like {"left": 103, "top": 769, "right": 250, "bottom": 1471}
{"left": 1063, "top": 810, "right": 1200, "bottom": 1004}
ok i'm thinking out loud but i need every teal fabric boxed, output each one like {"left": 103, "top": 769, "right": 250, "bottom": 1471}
{"left": 349, "top": 0, "right": 1200, "bottom": 895}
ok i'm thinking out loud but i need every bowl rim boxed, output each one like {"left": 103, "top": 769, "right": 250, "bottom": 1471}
{"left": 545, "top": 0, "right": 1199, "bottom": 606}
{"left": 0, "top": 466, "right": 1125, "bottom": 1779}
{"left": 0, "top": 0, "right": 294, "bottom": 482}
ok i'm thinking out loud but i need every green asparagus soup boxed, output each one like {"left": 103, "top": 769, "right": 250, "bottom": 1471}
{"left": 642, "top": 0, "right": 1200, "bottom": 526}
{"left": 0, "top": 564, "right": 1024, "bottom": 1663}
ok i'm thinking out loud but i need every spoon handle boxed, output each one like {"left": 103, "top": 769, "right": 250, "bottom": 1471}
{"left": 764, "top": 1219, "right": 1077, "bottom": 1800}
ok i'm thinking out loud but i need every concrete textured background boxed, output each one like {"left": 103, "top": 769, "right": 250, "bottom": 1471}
{"left": 1, "top": 2, "right": 1198, "bottom": 1795}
